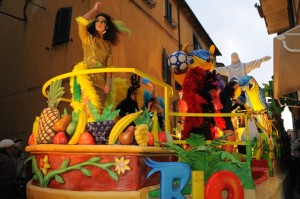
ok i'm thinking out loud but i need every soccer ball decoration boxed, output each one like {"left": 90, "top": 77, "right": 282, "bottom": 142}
{"left": 168, "top": 51, "right": 189, "bottom": 74}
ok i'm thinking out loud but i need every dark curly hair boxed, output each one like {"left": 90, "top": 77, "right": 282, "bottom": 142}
{"left": 221, "top": 79, "right": 237, "bottom": 99}
{"left": 87, "top": 13, "right": 120, "bottom": 45}
{"left": 126, "top": 86, "right": 137, "bottom": 99}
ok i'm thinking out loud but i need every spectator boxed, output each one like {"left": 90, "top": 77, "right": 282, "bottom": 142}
{"left": 13, "top": 139, "right": 27, "bottom": 199}
{"left": 0, "top": 139, "right": 18, "bottom": 199}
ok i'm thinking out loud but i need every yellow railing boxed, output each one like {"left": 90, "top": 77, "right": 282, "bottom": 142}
{"left": 41, "top": 68, "right": 174, "bottom": 133}
{"left": 169, "top": 111, "right": 250, "bottom": 141}
{"left": 42, "top": 67, "right": 252, "bottom": 145}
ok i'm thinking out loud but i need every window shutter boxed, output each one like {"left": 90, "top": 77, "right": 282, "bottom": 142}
{"left": 52, "top": 7, "right": 72, "bottom": 47}
{"left": 162, "top": 48, "right": 171, "bottom": 85}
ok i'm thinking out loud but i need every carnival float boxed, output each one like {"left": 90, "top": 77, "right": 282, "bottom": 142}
{"left": 25, "top": 44, "right": 281, "bottom": 199}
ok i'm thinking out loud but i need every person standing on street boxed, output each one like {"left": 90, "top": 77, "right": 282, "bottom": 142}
{"left": 0, "top": 139, "right": 19, "bottom": 199}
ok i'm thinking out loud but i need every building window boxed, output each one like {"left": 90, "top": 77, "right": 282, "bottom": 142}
{"left": 142, "top": 0, "right": 157, "bottom": 9}
{"left": 165, "top": 0, "right": 172, "bottom": 23}
{"left": 162, "top": 48, "right": 171, "bottom": 85}
{"left": 193, "top": 33, "right": 201, "bottom": 50}
{"left": 164, "top": 0, "right": 177, "bottom": 29}
{"left": 52, "top": 7, "right": 72, "bottom": 47}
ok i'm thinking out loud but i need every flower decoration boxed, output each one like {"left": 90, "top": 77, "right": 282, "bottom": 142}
{"left": 114, "top": 156, "right": 131, "bottom": 175}
{"left": 40, "top": 155, "right": 51, "bottom": 175}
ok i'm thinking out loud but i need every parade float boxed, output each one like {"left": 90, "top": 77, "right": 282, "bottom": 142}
{"left": 25, "top": 45, "right": 282, "bottom": 199}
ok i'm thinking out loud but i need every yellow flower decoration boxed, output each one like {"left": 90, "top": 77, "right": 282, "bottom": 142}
{"left": 40, "top": 155, "right": 51, "bottom": 175}
{"left": 114, "top": 156, "right": 131, "bottom": 175}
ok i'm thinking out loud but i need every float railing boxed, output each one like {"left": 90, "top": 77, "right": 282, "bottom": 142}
{"left": 41, "top": 67, "right": 174, "bottom": 134}
{"left": 168, "top": 111, "right": 251, "bottom": 159}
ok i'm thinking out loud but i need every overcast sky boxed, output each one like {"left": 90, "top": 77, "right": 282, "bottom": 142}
{"left": 185, "top": 0, "right": 293, "bottom": 129}
{"left": 185, "top": 0, "right": 275, "bottom": 87}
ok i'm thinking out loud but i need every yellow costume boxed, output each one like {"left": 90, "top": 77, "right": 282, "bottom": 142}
{"left": 71, "top": 16, "right": 132, "bottom": 117}
{"left": 71, "top": 16, "right": 114, "bottom": 113}
{"left": 76, "top": 16, "right": 113, "bottom": 89}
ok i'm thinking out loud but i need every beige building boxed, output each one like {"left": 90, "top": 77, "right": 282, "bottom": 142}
{"left": 0, "top": 0, "right": 221, "bottom": 141}
{"left": 257, "top": 0, "right": 300, "bottom": 135}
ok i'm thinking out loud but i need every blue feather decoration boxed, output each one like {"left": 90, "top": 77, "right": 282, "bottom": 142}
{"left": 142, "top": 78, "right": 151, "bottom": 85}
{"left": 238, "top": 75, "right": 251, "bottom": 86}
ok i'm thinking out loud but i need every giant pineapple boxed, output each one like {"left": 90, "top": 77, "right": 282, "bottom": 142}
{"left": 37, "top": 80, "right": 64, "bottom": 144}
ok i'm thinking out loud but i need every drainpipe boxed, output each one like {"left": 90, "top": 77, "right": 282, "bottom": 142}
{"left": 288, "top": 0, "right": 295, "bottom": 28}
{"left": 177, "top": 0, "right": 181, "bottom": 50}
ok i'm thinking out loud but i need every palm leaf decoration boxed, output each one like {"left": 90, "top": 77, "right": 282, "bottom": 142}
{"left": 163, "top": 134, "right": 241, "bottom": 171}
{"left": 134, "top": 109, "right": 152, "bottom": 129}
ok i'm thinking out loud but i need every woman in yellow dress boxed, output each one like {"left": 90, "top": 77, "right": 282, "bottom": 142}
{"left": 73, "top": 2, "right": 120, "bottom": 112}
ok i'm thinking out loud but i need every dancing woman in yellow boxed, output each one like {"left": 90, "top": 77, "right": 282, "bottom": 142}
{"left": 72, "top": 2, "right": 120, "bottom": 112}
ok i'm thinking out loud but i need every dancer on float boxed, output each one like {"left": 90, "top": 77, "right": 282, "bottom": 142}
{"left": 73, "top": 2, "right": 129, "bottom": 113}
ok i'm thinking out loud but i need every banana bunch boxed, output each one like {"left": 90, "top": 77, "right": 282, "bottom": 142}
{"left": 32, "top": 116, "right": 40, "bottom": 145}
{"left": 135, "top": 124, "right": 149, "bottom": 146}
{"left": 68, "top": 104, "right": 87, "bottom": 145}
{"left": 108, "top": 110, "right": 143, "bottom": 144}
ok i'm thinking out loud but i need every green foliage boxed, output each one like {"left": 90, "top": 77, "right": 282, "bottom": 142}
{"left": 89, "top": 102, "right": 120, "bottom": 121}
{"left": 61, "top": 109, "right": 68, "bottom": 117}
{"left": 73, "top": 76, "right": 81, "bottom": 102}
{"left": 163, "top": 134, "right": 240, "bottom": 171}
{"left": 47, "top": 79, "right": 64, "bottom": 108}
{"left": 55, "top": 175, "right": 64, "bottom": 184}
{"left": 134, "top": 109, "right": 152, "bottom": 128}
{"left": 71, "top": 110, "right": 80, "bottom": 123}
{"left": 31, "top": 156, "right": 118, "bottom": 187}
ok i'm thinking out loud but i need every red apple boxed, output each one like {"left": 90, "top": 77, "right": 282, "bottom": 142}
{"left": 53, "top": 131, "right": 68, "bottom": 144}
{"left": 148, "top": 132, "right": 154, "bottom": 146}
{"left": 28, "top": 133, "right": 35, "bottom": 145}
{"left": 158, "top": 131, "right": 167, "bottom": 146}
{"left": 78, "top": 132, "right": 95, "bottom": 145}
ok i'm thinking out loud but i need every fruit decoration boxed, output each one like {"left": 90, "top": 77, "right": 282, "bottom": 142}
{"left": 86, "top": 102, "right": 120, "bottom": 144}
{"left": 158, "top": 131, "right": 167, "bottom": 146}
{"left": 37, "top": 80, "right": 64, "bottom": 144}
{"left": 28, "top": 133, "right": 35, "bottom": 146}
{"left": 68, "top": 104, "right": 87, "bottom": 145}
{"left": 134, "top": 110, "right": 152, "bottom": 146}
{"left": 53, "top": 132, "right": 69, "bottom": 144}
{"left": 66, "top": 111, "right": 79, "bottom": 136}
{"left": 108, "top": 110, "right": 143, "bottom": 145}
{"left": 134, "top": 124, "right": 149, "bottom": 146}
{"left": 32, "top": 116, "right": 39, "bottom": 145}
{"left": 78, "top": 131, "right": 96, "bottom": 145}
{"left": 54, "top": 109, "right": 71, "bottom": 132}
{"left": 147, "top": 132, "right": 154, "bottom": 146}
{"left": 118, "top": 125, "right": 135, "bottom": 145}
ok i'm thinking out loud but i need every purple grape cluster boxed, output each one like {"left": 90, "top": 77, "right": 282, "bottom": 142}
{"left": 86, "top": 120, "right": 115, "bottom": 144}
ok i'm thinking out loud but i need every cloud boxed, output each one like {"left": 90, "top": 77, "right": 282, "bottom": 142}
{"left": 185, "top": 0, "right": 275, "bottom": 86}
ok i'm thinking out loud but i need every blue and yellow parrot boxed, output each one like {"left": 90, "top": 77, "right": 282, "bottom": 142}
{"left": 238, "top": 75, "right": 268, "bottom": 112}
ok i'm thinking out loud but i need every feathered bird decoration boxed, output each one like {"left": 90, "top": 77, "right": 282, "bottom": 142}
{"left": 238, "top": 75, "right": 268, "bottom": 112}
{"left": 114, "top": 20, "right": 132, "bottom": 37}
